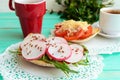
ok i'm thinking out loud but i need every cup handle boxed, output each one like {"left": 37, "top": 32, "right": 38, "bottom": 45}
{"left": 9, "top": 0, "right": 15, "bottom": 10}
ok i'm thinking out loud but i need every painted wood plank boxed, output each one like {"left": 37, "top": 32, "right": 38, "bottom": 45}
{"left": 101, "top": 53, "right": 120, "bottom": 70}
{"left": 0, "top": 12, "right": 62, "bottom": 19}
{"left": 97, "top": 71, "right": 120, "bottom": 80}
{"left": 0, "top": 12, "right": 63, "bottom": 28}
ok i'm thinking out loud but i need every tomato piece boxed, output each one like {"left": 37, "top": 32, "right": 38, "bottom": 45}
{"left": 79, "top": 26, "right": 92, "bottom": 39}
{"left": 54, "top": 30, "right": 67, "bottom": 37}
{"left": 76, "top": 29, "right": 84, "bottom": 38}
{"left": 64, "top": 29, "right": 84, "bottom": 41}
{"left": 64, "top": 36, "right": 78, "bottom": 41}
{"left": 54, "top": 26, "right": 92, "bottom": 40}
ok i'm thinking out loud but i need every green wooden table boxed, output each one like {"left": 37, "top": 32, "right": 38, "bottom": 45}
{"left": 0, "top": 12, "right": 120, "bottom": 80}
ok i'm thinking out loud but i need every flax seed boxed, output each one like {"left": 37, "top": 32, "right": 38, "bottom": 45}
{"left": 35, "top": 44, "right": 37, "bottom": 48}
{"left": 75, "top": 48, "right": 79, "bottom": 52}
{"left": 40, "top": 47, "right": 42, "bottom": 51}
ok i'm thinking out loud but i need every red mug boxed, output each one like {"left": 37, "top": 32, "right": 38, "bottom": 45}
{"left": 9, "top": 0, "right": 46, "bottom": 37}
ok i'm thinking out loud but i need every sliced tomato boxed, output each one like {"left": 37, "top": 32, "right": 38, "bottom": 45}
{"left": 54, "top": 26, "right": 92, "bottom": 40}
{"left": 54, "top": 30, "right": 67, "bottom": 37}
{"left": 79, "top": 26, "right": 92, "bottom": 39}
{"left": 64, "top": 36, "right": 78, "bottom": 41}
{"left": 64, "top": 29, "right": 84, "bottom": 41}
{"left": 76, "top": 29, "right": 84, "bottom": 38}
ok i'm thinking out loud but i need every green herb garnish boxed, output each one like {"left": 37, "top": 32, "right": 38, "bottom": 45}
{"left": 54, "top": 0, "right": 113, "bottom": 24}
{"left": 40, "top": 54, "right": 79, "bottom": 76}
{"left": 9, "top": 48, "right": 21, "bottom": 55}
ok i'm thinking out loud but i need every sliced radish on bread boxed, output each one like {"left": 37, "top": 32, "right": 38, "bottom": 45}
{"left": 20, "top": 33, "right": 46, "bottom": 49}
{"left": 20, "top": 33, "right": 85, "bottom": 64}
{"left": 46, "top": 37, "right": 68, "bottom": 47}
{"left": 47, "top": 43, "right": 72, "bottom": 61}
{"left": 65, "top": 44, "right": 84, "bottom": 63}
{"left": 21, "top": 40, "right": 47, "bottom": 60}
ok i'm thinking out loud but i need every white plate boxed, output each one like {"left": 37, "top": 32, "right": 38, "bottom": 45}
{"left": 0, "top": 43, "right": 103, "bottom": 80}
{"left": 92, "top": 22, "right": 120, "bottom": 38}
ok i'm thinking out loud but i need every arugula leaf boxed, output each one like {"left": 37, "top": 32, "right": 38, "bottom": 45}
{"left": 9, "top": 48, "right": 21, "bottom": 55}
{"left": 73, "top": 57, "right": 89, "bottom": 66}
{"left": 81, "top": 45, "right": 89, "bottom": 56}
{"left": 40, "top": 55, "right": 79, "bottom": 76}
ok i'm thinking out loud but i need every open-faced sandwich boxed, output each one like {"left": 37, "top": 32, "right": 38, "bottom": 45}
{"left": 53, "top": 20, "right": 100, "bottom": 42}
{"left": 12, "top": 33, "right": 89, "bottom": 75}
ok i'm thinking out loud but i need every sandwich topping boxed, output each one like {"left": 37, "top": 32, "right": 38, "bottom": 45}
{"left": 54, "top": 20, "right": 93, "bottom": 40}
{"left": 11, "top": 33, "right": 89, "bottom": 75}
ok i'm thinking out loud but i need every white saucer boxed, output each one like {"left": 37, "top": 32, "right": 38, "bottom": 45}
{"left": 92, "top": 22, "right": 120, "bottom": 38}
{"left": 98, "top": 31, "right": 120, "bottom": 38}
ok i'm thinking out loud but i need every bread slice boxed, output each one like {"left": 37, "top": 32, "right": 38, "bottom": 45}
{"left": 29, "top": 60, "right": 55, "bottom": 67}
{"left": 19, "top": 54, "right": 55, "bottom": 67}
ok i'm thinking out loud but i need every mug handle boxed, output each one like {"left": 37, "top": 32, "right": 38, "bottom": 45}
{"left": 9, "top": 0, "right": 15, "bottom": 10}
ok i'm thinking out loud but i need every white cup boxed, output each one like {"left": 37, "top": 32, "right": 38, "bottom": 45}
{"left": 99, "top": 7, "right": 120, "bottom": 35}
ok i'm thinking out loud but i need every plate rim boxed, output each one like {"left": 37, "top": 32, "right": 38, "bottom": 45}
{"left": 93, "top": 22, "right": 120, "bottom": 38}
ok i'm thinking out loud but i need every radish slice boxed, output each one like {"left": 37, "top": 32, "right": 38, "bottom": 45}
{"left": 65, "top": 44, "right": 84, "bottom": 63}
{"left": 46, "top": 37, "right": 68, "bottom": 47}
{"left": 21, "top": 40, "right": 46, "bottom": 60}
{"left": 20, "top": 33, "right": 46, "bottom": 49}
{"left": 47, "top": 43, "right": 72, "bottom": 61}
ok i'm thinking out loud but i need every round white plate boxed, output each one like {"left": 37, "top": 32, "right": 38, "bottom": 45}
{"left": 92, "top": 22, "right": 120, "bottom": 38}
